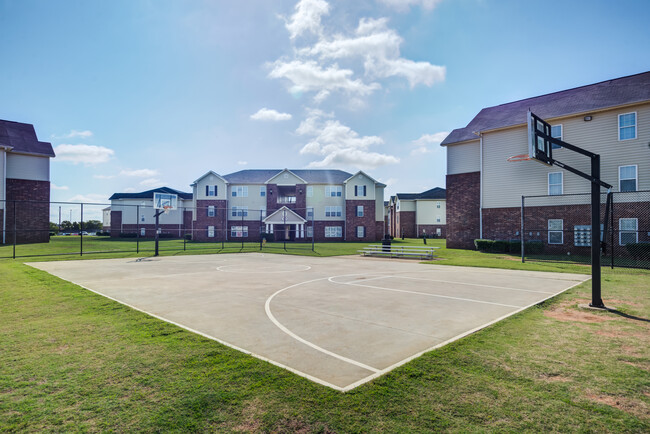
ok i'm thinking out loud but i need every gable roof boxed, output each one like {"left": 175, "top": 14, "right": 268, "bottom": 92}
{"left": 344, "top": 170, "right": 387, "bottom": 187}
{"left": 109, "top": 186, "right": 192, "bottom": 201}
{"left": 441, "top": 71, "right": 650, "bottom": 146}
{"left": 265, "top": 168, "right": 307, "bottom": 184}
{"left": 191, "top": 170, "right": 228, "bottom": 186}
{"left": 224, "top": 169, "right": 353, "bottom": 184}
{"left": 0, "top": 119, "right": 55, "bottom": 157}
{"left": 396, "top": 187, "right": 446, "bottom": 200}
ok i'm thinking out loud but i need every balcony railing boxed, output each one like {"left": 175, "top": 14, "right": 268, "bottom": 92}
{"left": 277, "top": 196, "right": 297, "bottom": 204}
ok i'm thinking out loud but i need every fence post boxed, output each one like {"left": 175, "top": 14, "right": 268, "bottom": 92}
{"left": 520, "top": 195, "right": 525, "bottom": 263}
{"left": 13, "top": 200, "right": 16, "bottom": 259}
{"left": 80, "top": 203, "right": 84, "bottom": 256}
{"left": 611, "top": 196, "right": 614, "bottom": 269}
{"left": 136, "top": 205, "right": 140, "bottom": 254}
{"left": 311, "top": 207, "right": 315, "bottom": 252}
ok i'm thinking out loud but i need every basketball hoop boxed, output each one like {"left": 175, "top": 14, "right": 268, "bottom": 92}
{"left": 506, "top": 153, "right": 532, "bottom": 162}
{"left": 163, "top": 205, "right": 172, "bottom": 214}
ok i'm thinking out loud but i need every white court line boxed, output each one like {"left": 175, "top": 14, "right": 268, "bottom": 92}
{"left": 265, "top": 277, "right": 380, "bottom": 374}
{"left": 392, "top": 275, "right": 556, "bottom": 294}
{"left": 329, "top": 277, "right": 524, "bottom": 309}
{"left": 217, "top": 264, "right": 311, "bottom": 273}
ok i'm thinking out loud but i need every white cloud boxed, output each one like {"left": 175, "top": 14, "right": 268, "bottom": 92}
{"left": 296, "top": 111, "right": 399, "bottom": 169}
{"left": 410, "top": 131, "right": 449, "bottom": 155}
{"left": 250, "top": 108, "right": 293, "bottom": 121}
{"left": 51, "top": 183, "right": 69, "bottom": 191}
{"left": 124, "top": 187, "right": 136, "bottom": 193}
{"left": 301, "top": 17, "right": 445, "bottom": 88}
{"left": 52, "top": 129, "right": 93, "bottom": 139}
{"left": 139, "top": 178, "right": 164, "bottom": 188}
{"left": 53, "top": 144, "right": 114, "bottom": 165}
{"left": 119, "top": 168, "right": 159, "bottom": 178}
{"left": 237, "top": 161, "right": 248, "bottom": 165}
{"left": 379, "top": 0, "right": 443, "bottom": 12}
{"left": 93, "top": 174, "right": 115, "bottom": 180}
{"left": 268, "top": 59, "right": 380, "bottom": 97}
{"left": 284, "top": 0, "right": 330, "bottom": 39}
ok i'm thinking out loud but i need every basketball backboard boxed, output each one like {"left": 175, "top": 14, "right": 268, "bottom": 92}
{"left": 153, "top": 192, "right": 178, "bottom": 210}
{"left": 527, "top": 110, "right": 553, "bottom": 166}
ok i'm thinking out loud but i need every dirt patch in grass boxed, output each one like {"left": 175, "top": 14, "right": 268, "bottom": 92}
{"left": 544, "top": 308, "right": 614, "bottom": 323}
{"left": 538, "top": 373, "right": 571, "bottom": 382}
{"left": 233, "top": 399, "right": 263, "bottom": 432}
{"left": 586, "top": 393, "right": 650, "bottom": 419}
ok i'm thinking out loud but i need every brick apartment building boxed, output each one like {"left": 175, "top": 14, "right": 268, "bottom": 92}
{"left": 109, "top": 169, "right": 386, "bottom": 242}
{"left": 0, "top": 120, "right": 55, "bottom": 244}
{"left": 442, "top": 71, "right": 650, "bottom": 251}
{"left": 387, "top": 187, "right": 446, "bottom": 239}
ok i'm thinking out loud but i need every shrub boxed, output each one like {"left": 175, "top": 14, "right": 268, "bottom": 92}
{"left": 525, "top": 240, "right": 544, "bottom": 254}
{"left": 184, "top": 234, "right": 192, "bottom": 241}
{"left": 158, "top": 233, "right": 175, "bottom": 238}
{"left": 492, "top": 240, "right": 509, "bottom": 253}
{"left": 625, "top": 242, "right": 650, "bottom": 260}
{"left": 95, "top": 231, "right": 110, "bottom": 236}
{"left": 474, "top": 239, "right": 493, "bottom": 251}
{"left": 509, "top": 240, "right": 522, "bottom": 253}
{"left": 119, "top": 232, "right": 138, "bottom": 238}
{"left": 261, "top": 232, "right": 275, "bottom": 242}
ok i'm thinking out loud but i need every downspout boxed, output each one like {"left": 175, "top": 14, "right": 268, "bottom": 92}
{"left": 2, "top": 148, "right": 6, "bottom": 244}
{"left": 479, "top": 132, "right": 484, "bottom": 239}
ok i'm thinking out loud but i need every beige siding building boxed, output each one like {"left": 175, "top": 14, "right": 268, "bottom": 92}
{"left": 388, "top": 187, "right": 446, "bottom": 239}
{"left": 442, "top": 71, "right": 650, "bottom": 250}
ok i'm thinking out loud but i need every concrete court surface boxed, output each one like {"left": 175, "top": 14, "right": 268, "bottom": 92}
{"left": 29, "top": 253, "right": 589, "bottom": 391}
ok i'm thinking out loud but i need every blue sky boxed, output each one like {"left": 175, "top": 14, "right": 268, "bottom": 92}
{"left": 2, "top": 0, "right": 649, "bottom": 206}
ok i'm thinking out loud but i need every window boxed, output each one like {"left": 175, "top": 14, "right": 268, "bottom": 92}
{"left": 619, "top": 218, "right": 638, "bottom": 245}
{"left": 307, "top": 208, "right": 314, "bottom": 219}
{"left": 260, "top": 186, "right": 266, "bottom": 197}
{"left": 396, "top": 200, "right": 400, "bottom": 211}
{"left": 436, "top": 201, "right": 441, "bottom": 208}
{"left": 231, "top": 226, "right": 248, "bottom": 238}
{"left": 354, "top": 185, "right": 367, "bottom": 196}
{"left": 325, "top": 226, "right": 342, "bottom": 237}
{"left": 231, "top": 206, "right": 248, "bottom": 217}
{"left": 325, "top": 186, "right": 342, "bottom": 197}
{"left": 260, "top": 206, "right": 266, "bottom": 218}
{"left": 306, "top": 186, "right": 313, "bottom": 197}
{"left": 436, "top": 215, "right": 441, "bottom": 223}
{"left": 306, "top": 226, "right": 313, "bottom": 238}
{"left": 436, "top": 228, "right": 441, "bottom": 236}
{"left": 207, "top": 226, "right": 215, "bottom": 238}
{"left": 356, "top": 206, "right": 364, "bottom": 217}
{"left": 231, "top": 186, "right": 248, "bottom": 197}
{"left": 551, "top": 124, "right": 563, "bottom": 149}
{"left": 619, "top": 165, "right": 637, "bottom": 192}
{"left": 140, "top": 215, "right": 145, "bottom": 222}
{"left": 619, "top": 112, "right": 636, "bottom": 140}
{"left": 548, "top": 219, "right": 563, "bottom": 244}
{"left": 206, "top": 185, "right": 217, "bottom": 197}
{"left": 548, "top": 172, "right": 563, "bottom": 195}
{"left": 140, "top": 227, "right": 146, "bottom": 236}
{"left": 207, "top": 206, "right": 215, "bottom": 217}
{"left": 325, "top": 206, "right": 342, "bottom": 217}
{"left": 356, "top": 226, "right": 365, "bottom": 238}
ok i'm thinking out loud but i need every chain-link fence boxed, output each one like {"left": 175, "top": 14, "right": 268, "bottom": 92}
{"left": 0, "top": 201, "right": 338, "bottom": 258}
{"left": 520, "top": 191, "right": 650, "bottom": 269}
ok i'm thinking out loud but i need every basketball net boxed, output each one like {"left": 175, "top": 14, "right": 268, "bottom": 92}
{"left": 163, "top": 205, "right": 172, "bottom": 214}
{"left": 506, "top": 153, "right": 532, "bottom": 162}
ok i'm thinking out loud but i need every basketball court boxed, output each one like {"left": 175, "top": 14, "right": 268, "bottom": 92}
{"left": 29, "top": 254, "right": 589, "bottom": 391}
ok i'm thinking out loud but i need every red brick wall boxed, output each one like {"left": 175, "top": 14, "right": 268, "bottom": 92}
{"left": 345, "top": 199, "right": 382, "bottom": 241}
{"left": 3, "top": 179, "right": 50, "bottom": 244}
{"left": 417, "top": 224, "right": 446, "bottom": 239}
{"left": 193, "top": 200, "right": 227, "bottom": 241}
{"left": 446, "top": 172, "right": 480, "bottom": 249}
{"left": 110, "top": 211, "right": 122, "bottom": 237}
{"left": 396, "top": 211, "right": 415, "bottom": 238}
{"left": 313, "top": 220, "right": 344, "bottom": 242}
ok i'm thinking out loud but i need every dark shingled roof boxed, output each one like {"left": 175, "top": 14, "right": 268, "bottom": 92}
{"left": 109, "top": 187, "right": 192, "bottom": 201}
{"left": 441, "top": 71, "right": 650, "bottom": 146}
{"left": 396, "top": 187, "right": 446, "bottom": 200}
{"left": 224, "top": 169, "right": 353, "bottom": 184}
{"left": 0, "top": 119, "right": 55, "bottom": 157}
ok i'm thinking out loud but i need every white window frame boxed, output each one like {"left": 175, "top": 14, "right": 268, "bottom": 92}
{"left": 325, "top": 186, "right": 342, "bottom": 197}
{"left": 548, "top": 172, "right": 563, "bottom": 196}
{"left": 436, "top": 215, "right": 441, "bottom": 223}
{"left": 230, "top": 226, "right": 248, "bottom": 238}
{"left": 260, "top": 206, "right": 266, "bottom": 218}
{"left": 231, "top": 186, "right": 248, "bottom": 197}
{"left": 355, "top": 185, "right": 367, "bottom": 197}
{"left": 551, "top": 124, "right": 563, "bottom": 150}
{"left": 618, "top": 165, "right": 637, "bottom": 192}
{"left": 306, "top": 208, "right": 314, "bottom": 219}
{"left": 207, "top": 206, "right": 215, "bottom": 217}
{"left": 207, "top": 226, "right": 215, "bottom": 238}
{"left": 231, "top": 206, "right": 248, "bottom": 217}
{"left": 140, "top": 227, "right": 146, "bottom": 236}
{"left": 436, "top": 201, "right": 441, "bottom": 208}
{"left": 260, "top": 186, "right": 266, "bottom": 197}
{"left": 306, "top": 226, "right": 313, "bottom": 238}
{"left": 356, "top": 226, "right": 365, "bottom": 238}
{"left": 306, "top": 186, "right": 313, "bottom": 197}
{"left": 140, "top": 214, "right": 145, "bottom": 222}
{"left": 325, "top": 206, "right": 342, "bottom": 217}
{"left": 325, "top": 226, "right": 342, "bottom": 238}
{"left": 619, "top": 218, "right": 638, "bottom": 245}
{"left": 207, "top": 185, "right": 217, "bottom": 197}
{"left": 548, "top": 219, "right": 563, "bottom": 244}
{"left": 356, "top": 205, "right": 364, "bottom": 217}
{"left": 618, "top": 112, "right": 637, "bottom": 141}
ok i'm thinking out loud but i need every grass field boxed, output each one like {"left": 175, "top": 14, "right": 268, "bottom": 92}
{"left": 1, "top": 238, "right": 648, "bottom": 431}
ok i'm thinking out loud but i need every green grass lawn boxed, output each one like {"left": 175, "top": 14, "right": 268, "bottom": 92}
{"left": 1, "top": 238, "right": 648, "bottom": 431}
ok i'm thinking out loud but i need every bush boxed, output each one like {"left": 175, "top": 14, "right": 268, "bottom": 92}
{"left": 474, "top": 239, "right": 493, "bottom": 251}
{"left": 184, "top": 234, "right": 192, "bottom": 241}
{"left": 119, "top": 232, "right": 138, "bottom": 238}
{"left": 95, "top": 231, "right": 110, "bottom": 236}
{"left": 492, "top": 240, "right": 509, "bottom": 253}
{"left": 525, "top": 240, "right": 544, "bottom": 254}
{"left": 509, "top": 240, "right": 522, "bottom": 253}
{"left": 475, "top": 239, "right": 543, "bottom": 254}
{"left": 625, "top": 242, "right": 650, "bottom": 259}
{"left": 158, "top": 233, "right": 175, "bottom": 239}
